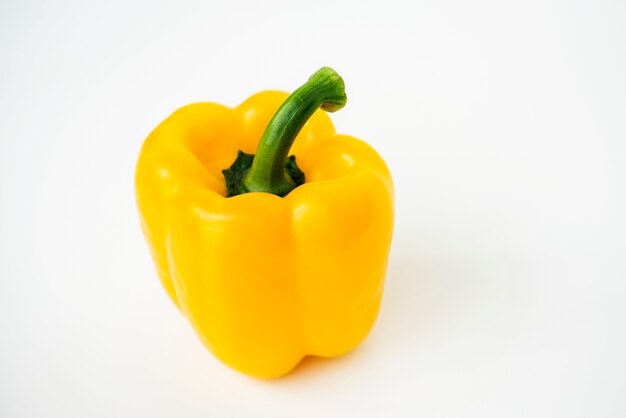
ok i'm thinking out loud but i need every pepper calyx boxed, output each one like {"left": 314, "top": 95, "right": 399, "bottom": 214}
{"left": 223, "top": 151, "right": 305, "bottom": 198}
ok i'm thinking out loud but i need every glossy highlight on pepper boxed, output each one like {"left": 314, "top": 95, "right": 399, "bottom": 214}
{"left": 135, "top": 67, "right": 394, "bottom": 378}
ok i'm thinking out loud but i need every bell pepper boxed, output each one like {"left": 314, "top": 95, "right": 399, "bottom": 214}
{"left": 135, "top": 67, "right": 394, "bottom": 378}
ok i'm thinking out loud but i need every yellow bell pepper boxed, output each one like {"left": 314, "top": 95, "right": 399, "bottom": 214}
{"left": 135, "top": 67, "right": 394, "bottom": 378}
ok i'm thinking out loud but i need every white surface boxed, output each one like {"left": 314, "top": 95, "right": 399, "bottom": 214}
{"left": 1, "top": 0, "right": 625, "bottom": 416}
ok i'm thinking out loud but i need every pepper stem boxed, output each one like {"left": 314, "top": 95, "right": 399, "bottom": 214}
{"left": 242, "top": 67, "right": 347, "bottom": 197}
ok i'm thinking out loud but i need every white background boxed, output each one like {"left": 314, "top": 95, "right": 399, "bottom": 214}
{"left": 1, "top": 0, "right": 625, "bottom": 416}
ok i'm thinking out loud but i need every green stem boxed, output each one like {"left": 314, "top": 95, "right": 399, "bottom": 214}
{"left": 242, "top": 67, "right": 347, "bottom": 197}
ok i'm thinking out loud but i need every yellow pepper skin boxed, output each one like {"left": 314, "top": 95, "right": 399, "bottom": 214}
{"left": 135, "top": 68, "right": 394, "bottom": 378}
